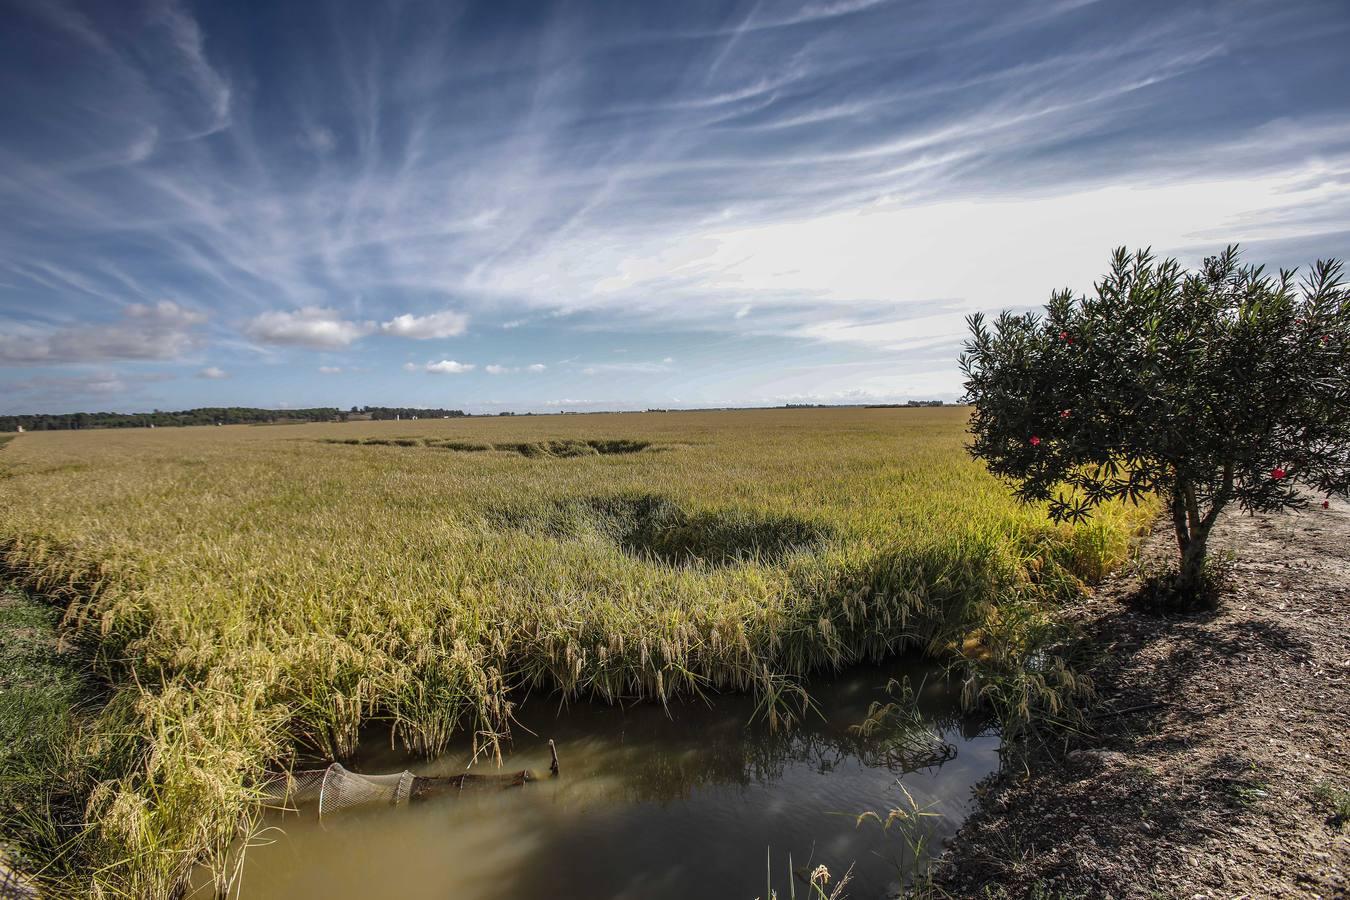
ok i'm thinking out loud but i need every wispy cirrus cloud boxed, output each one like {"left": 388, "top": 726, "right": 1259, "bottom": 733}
{"left": 485, "top": 362, "right": 547, "bottom": 374}
{"left": 580, "top": 360, "right": 674, "bottom": 376}
{"left": 1, "top": 0, "right": 1348, "bottom": 411}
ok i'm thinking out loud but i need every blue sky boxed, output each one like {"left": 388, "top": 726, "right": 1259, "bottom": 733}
{"left": 2, "top": 0, "right": 1348, "bottom": 414}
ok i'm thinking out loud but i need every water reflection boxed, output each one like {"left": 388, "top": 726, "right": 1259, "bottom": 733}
{"left": 209, "top": 658, "right": 997, "bottom": 900}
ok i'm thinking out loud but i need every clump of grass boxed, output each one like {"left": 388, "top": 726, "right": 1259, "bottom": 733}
{"left": 850, "top": 677, "right": 957, "bottom": 771}
{"left": 1313, "top": 781, "right": 1350, "bottom": 830}
{"left": 1130, "top": 551, "right": 1234, "bottom": 613}
{"left": 0, "top": 587, "right": 140, "bottom": 896}
{"left": 0, "top": 408, "right": 1155, "bottom": 896}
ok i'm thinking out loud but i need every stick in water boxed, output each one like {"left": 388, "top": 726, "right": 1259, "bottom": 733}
{"left": 548, "top": 739, "right": 559, "bottom": 776}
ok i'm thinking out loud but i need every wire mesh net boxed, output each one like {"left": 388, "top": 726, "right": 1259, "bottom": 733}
{"left": 257, "top": 768, "right": 328, "bottom": 808}
{"left": 255, "top": 747, "right": 551, "bottom": 820}
{"left": 318, "top": 763, "right": 416, "bottom": 818}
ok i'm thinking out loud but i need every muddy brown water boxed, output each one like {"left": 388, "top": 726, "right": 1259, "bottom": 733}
{"left": 208, "top": 659, "right": 998, "bottom": 900}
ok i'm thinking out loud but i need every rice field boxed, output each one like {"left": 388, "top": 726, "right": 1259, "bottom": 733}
{"left": 0, "top": 407, "right": 1155, "bottom": 898}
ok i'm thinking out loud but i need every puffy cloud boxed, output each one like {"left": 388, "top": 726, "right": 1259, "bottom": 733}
{"left": 0, "top": 301, "right": 206, "bottom": 364}
{"left": 246, "top": 307, "right": 373, "bottom": 349}
{"left": 422, "top": 359, "right": 474, "bottom": 374}
{"left": 526, "top": 363, "right": 547, "bottom": 372}
{"left": 380, "top": 311, "right": 468, "bottom": 340}
{"left": 197, "top": 366, "right": 228, "bottom": 379}
{"left": 484, "top": 364, "right": 510, "bottom": 375}
{"left": 318, "top": 366, "right": 342, "bottom": 374}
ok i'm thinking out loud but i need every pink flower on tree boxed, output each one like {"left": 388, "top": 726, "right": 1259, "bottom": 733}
{"left": 1060, "top": 409, "right": 1072, "bottom": 419}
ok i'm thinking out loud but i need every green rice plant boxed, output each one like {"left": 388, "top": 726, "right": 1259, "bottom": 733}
{"left": 0, "top": 408, "right": 1156, "bottom": 896}
{"left": 758, "top": 848, "right": 853, "bottom": 900}
{"left": 856, "top": 782, "right": 944, "bottom": 896}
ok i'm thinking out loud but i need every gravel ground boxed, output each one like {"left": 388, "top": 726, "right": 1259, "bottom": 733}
{"left": 935, "top": 498, "right": 1350, "bottom": 899}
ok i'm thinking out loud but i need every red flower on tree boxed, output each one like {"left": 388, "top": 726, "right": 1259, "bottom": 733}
{"left": 1059, "top": 330, "right": 1073, "bottom": 344}
{"left": 1271, "top": 467, "right": 1286, "bottom": 479}
{"left": 1029, "top": 435, "right": 1041, "bottom": 447}
{"left": 1325, "top": 500, "right": 1332, "bottom": 509}
{"left": 1060, "top": 409, "right": 1071, "bottom": 419}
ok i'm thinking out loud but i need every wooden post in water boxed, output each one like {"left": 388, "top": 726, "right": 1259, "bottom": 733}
{"left": 548, "top": 739, "right": 559, "bottom": 776}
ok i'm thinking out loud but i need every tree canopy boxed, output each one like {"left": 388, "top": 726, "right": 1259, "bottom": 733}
{"left": 961, "top": 246, "right": 1349, "bottom": 598}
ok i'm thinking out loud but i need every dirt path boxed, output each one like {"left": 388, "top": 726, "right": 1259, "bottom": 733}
{"left": 936, "top": 499, "right": 1350, "bottom": 898}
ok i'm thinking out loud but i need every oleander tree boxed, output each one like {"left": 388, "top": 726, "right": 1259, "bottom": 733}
{"left": 960, "top": 246, "right": 1350, "bottom": 603}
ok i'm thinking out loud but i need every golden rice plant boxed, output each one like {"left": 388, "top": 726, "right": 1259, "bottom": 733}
{"left": 0, "top": 407, "right": 1155, "bottom": 897}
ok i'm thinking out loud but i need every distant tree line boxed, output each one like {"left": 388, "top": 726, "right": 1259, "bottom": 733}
{"left": 864, "top": 400, "right": 945, "bottom": 408}
{"left": 1, "top": 405, "right": 468, "bottom": 432}
{"left": 783, "top": 400, "right": 945, "bottom": 409}
{"left": 352, "top": 406, "right": 468, "bottom": 420}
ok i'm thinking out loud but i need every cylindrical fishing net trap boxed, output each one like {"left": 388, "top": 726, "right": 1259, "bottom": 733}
{"left": 257, "top": 741, "right": 556, "bottom": 820}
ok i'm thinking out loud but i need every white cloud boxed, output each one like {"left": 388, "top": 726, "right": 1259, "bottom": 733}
{"left": 484, "top": 364, "right": 511, "bottom": 374}
{"left": 523, "top": 165, "right": 1350, "bottom": 357}
{"left": 155, "top": 0, "right": 232, "bottom": 136}
{"left": 380, "top": 310, "right": 468, "bottom": 340}
{"left": 318, "top": 365, "right": 342, "bottom": 374}
{"left": 246, "top": 307, "right": 373, "bottom": 349}
{"left": 423, "top": 359, "right": 475, "bottom": 374}
{"left": 0, "top": 300, "right": 206, "bottom": 364}
{"left": 197, "top": 366, "right": 228, "bottom": 379}
{"left": 526, "top": 363, "right": 547, "bottom": 372}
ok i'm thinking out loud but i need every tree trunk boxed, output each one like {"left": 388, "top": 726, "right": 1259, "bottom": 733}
{"left": 1169, "top": 478, "right": 1218, "bottom": 604}
{"left": 1170, "top": 475, "right": 1234, "bottom": 604}
{"left": 1170, "top": 484, "right": 1191, "bottom": 558}
{"left": 1177, "top": 528, "right": 1210, "bottom": 596}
